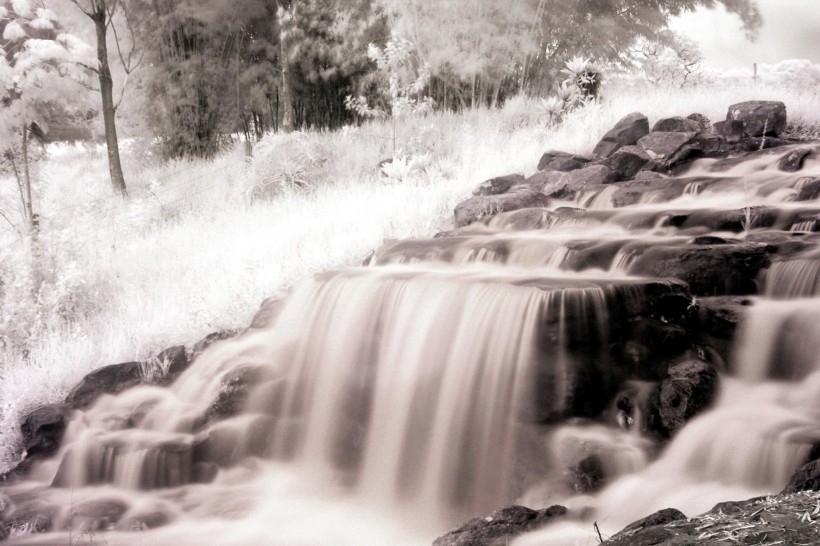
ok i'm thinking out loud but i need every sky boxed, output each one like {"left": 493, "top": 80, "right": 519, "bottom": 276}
{"left": 670, "top": 0, "right": 820, "bottom": 69}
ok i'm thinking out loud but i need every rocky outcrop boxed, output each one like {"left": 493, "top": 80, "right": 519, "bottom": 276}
{"left": 604, "top": 146, "right": 650, "bottom": 181}
{"left": 593, "top": 112, "right": 650, "bottom": 158}
{"left": 433, "top": 505, "right": 567, "bottom": 546}
{"left": 727, "top": 100, "right": 788, "bottom": 137}
{"left": 454, "top": 188, "right": 549, "bottom": 227}
{"left": 783, "top": 459, "right": 820, "bottom": 494}
{"left": 65, "top": 361, "right": 145, "bottom": 410}
{"left": 638, "top": 131, "right": 697, "bottom": 159}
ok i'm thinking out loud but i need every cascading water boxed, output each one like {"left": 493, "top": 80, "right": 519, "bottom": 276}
{"left": 3, "top": 143, "right": 820, "bottom": 545}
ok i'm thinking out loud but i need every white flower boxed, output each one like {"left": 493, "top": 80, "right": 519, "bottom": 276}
{"left": 2, "top": 20, "right": 26, "bottom": 41}
{"left": 11, "top": 0, "right": 32, "bottom": 18}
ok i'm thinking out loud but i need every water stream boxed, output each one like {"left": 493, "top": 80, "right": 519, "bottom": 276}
{"left": 3, "top": 144, "right": 820, "bottom": 545}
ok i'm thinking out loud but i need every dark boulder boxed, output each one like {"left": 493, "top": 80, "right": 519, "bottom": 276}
{"left": 66, "top": 361, "right": 144, "bottom": 410}
{"left": 152, "top": 345, "right": 190, "bottom": 383}
{"left": 454, "top": 188, "right": 549, "bottom": 227}
{"left": 783, "top": 459, "right": 820, "bottom": 494}
{"left": 472, "top": 174, "right": 526, "bottom": 196}
{"left": 629, "top": 242, "right": 770, "bottom": 296}
{"left": 433, "top": 505, "right": 567, "bottom": 546}
{"left": 652, "top": 117, "right": 701, "bottom": 133}
{"left": 12, "top": 404, "right": 73, "bottom": 476}
{"left": 570, "top": 454, "right": 607, "bottom": 493}
{"left": 654, "top": 359, "right": 719, "bottom": 437}
{"left": 727, "top": 100, "right": 787, "bottom": 137}
{"left": 778, "top": 148, "right": 813, "bottom": 172}
{"left": 1, "top": 500, "right": 58, "bottom": 535}
{"left": 605, "top": 146, "right": 650, "bottom": 181}
{"left": 593, "top": 112, "right": 650, "bottom": 158}
{"left": 638, "top": 131, "right": 697, "bottom": 159}
{"left": 537, "top": 151, "right": 590, "bottom": 172}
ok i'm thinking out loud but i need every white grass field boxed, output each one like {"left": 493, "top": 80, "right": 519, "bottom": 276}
{"left": 0, "top": 73, "right": 818, "bottom": 468}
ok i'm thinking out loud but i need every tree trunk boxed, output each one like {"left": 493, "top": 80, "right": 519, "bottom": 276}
{"left": 279, "top": 13, "right": 294, "bottom": 133}
{"left": 21, "top": 123, "right": 36, "bottom": 236}
{"left": 94, "top": 9, "right": 127, "bottom": 196}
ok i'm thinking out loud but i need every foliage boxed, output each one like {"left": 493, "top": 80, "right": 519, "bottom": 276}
{"left": 630, "top": 31, "right": 704, "bottom": 88}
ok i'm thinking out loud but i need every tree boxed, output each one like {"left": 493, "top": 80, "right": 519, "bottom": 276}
{"left": 1, "top": 0, "right": 93, "bottom": 236}
{"left": 377, "top": 0, "right": 761, "bottom": 101}
{"left": 631, "top": 31, "right": 703, "bottom": 88}
{"left": 66, "top": 0, "right": 141, "bottom": 195}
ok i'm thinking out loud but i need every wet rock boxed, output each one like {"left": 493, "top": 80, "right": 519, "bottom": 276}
{"left": 205, "top": 366, "right": 264, "bottom": 423}
{"left": 433, "top": 505, "right": 567, "bottom": 546}
{"left": 778, "top": 148, "right": 812, "bottom": 172}
{"left": 537, "top": 151, "right": 590, "bottom": 172}
{"left": 737, "top": 136, "right": 796, "bottom": 152}
{"left": 654, "top": 359, "right": 719, "bottom": 437}
{"left": 605, "top": 146, "right": 650, "bottom": 181}
{"left": 20, "top": 404, "right": 71, "bottom": 462}
{"left": 652, "top": 117, "right": 701, "bottom": 133}
{"left": 714, "top": 119, "right": 746, "bottom": 143}
{"left": 638, "top": 131, "right": 697, "bottom": 158}
{"left": 783, "top": 459, "right": 820, "bottom": 494}
{"left": 603, "top": 508, "right": 687, "bottom": 546}
{"left": 686, "top": 113, "right": 712, "bottom": 132}
{"left": 191, "top": 330, "right": 239, "bottom": 360}
{"left": 528, "top": 165, "right": 616, "bottom": 199}
{"left": 152, "top": 345, "right": 190, "bottom": 383}
{"left": 610, "top": 178, "right": 683, "bottom": 208}
{"left": 593, "top": 112, "right": 650, "bottom": 158}
{"left": 794, "top": 177, "right": 820, "bottom": 201}
{"left": 67, "top": 498, "right": 128, "bottom": 532}
{"left": 454, "top": 188, "right": 549, "bottom": 227}
{"left": 697, "top": 297, "right": 753, "bottom": 369}
{"left": 486, "top": 208, "right": 558, "bottom": 230}
{"left": 727, "top": 100, "right": 787, "bottom": 137}
{"left": 66, "top": 362, "right": 144, "bottom": 410}
{"left": 570, "top": 454, "right": 606, "bottom": 493}
{"left": 472, "top": 174, "right": 526, "bottom": 196}
{"left": 670, "top": 206, "right": 780, "bottom": 232}
{"left": 629, "top": 243, "right": 770, "bottom": 296}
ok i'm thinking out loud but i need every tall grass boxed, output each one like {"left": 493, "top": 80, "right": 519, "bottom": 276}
{"left": 0, "top": 74, "right": 819, "bottom": 469}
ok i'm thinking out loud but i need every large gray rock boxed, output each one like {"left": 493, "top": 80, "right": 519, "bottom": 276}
{"left": 454, "top": 188, "right": 549, "bottom": 227}
{"left": 638, "top": 131, "right": 697, "bottom": 159}
{"left": 593, "top": 112, "right": 650, "bottom": 158}
{"left": 65, "top": 361, "right": 144, "bottom": 410}
{"left": 603, "top": 508, "right": 687, "bottom": 546}
{"left": 605, "top": 146, "right": 651, "bottom": 181}
{"left": 433, "top": 505, "right": 567, "bottom": 546}
{"left": 20, "top": 404, "right": 72, "bottom": 462}
{"left": 652, "top": 116, "right": 702, "bottom": 133}
{"left": 783, "top": 459, "right": 820, "bottom": 494}
{"left": 727, "top": 100, "right": 787, "bottom": 137}
{"left": 527, "top": 164, "right": 615, "bottom": 199}
{"left": 537, "top": 151, "right": 590, "bottom": 172}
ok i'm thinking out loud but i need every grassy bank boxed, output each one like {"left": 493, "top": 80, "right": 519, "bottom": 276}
{"left": 0, "top": 75, "right": 818, "bottom": 468}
